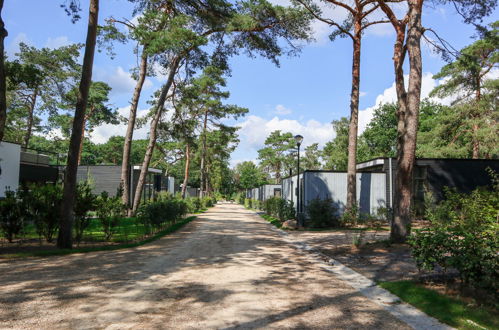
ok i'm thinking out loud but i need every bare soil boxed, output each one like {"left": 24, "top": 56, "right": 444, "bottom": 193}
{"left": 286, "top": 229, "right": 420, "bottom": 283}
{"left": 0, "top": 203, "right": 410, "bottom": 329}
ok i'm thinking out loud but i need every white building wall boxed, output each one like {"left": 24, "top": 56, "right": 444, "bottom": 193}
{"left": 0, "top": 142, "right": 20, "bottom": 197}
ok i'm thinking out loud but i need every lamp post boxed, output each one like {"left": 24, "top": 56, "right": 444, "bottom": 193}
{"left": 294, "top": 134, "right": 303, "bottom": 227}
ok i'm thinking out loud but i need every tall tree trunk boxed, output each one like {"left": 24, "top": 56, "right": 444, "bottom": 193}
{"left": 77, "top": 118, "right": 86, "bottom": 165}
{"left": 57, "top": 0, "right": 99, "bottom": 249}
{"left": 346, "top": 23, "right": 362, "bottom": 211}
{"left": 391, "top": 0, "right": 423, "bottom": 243}
{"left": 23, "top": 88, "right": 38, "bottom": 148}
{"left": 0, "top": 0, "right": 7, "bottom": 141}
{"left": 199, "top": 110, "right": 208, "bottom": 197}
{"left": 181, "top": 143, "right": 190, "bottom": 199}
{"left": 472, "top": 82, "right": 481, "bottom": 158}
{"left": 121, "top": 52, "right": 148, "bottom": 212}
{"left": 131, "top": 57, "right": 180, "bottom": 213}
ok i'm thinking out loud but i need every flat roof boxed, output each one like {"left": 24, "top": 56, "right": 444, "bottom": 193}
{"left": 133, "top": 165, "right": 162, "bottom": 174}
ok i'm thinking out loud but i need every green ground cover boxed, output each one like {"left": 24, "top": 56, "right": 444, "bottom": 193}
{"left": 379, "top": 281, "right": 498, "bottom": 330}
{"left": 2, "top": 216, "right": 197, "bottom": 258}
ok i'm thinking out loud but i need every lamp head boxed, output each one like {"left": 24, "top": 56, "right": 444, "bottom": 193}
{"left": 294, "top": 134, "right": 303, "bottom": 147}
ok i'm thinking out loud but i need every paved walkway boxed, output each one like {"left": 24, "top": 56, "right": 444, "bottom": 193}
{"left": 0, "top": 203, "right": 410, "bottom": 329}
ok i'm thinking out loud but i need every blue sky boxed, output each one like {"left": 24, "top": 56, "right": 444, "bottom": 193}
{"left": 4, "top": 0, "right": 497, "bottom": 166}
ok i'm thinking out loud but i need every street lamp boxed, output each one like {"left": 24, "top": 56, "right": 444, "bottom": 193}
{"left": 294, "top": 134, "right": 303, "bottom": 226}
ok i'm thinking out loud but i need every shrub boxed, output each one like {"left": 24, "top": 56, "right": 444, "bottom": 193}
{"left": 202, "top": 196, "right": 214, "bottom": 208}
{"left": 74, "top": 181, "right": 97, "bottom": 244}
{"left": 137, "top": 196, "right": 188, "bottom": 231}
{"left": 0, "top": 190, "right": 25, "bottom": 242}
{"left": 184, "top": 196, "right": 202, "bottom": 213}
{"left": 244, "top": 198, "right": 251, "bottom": 209}
{"left": 340, "top": 203, "right": 359, "bottom": 227}
{"left": 264, "top": 197, "right": 295, "bottom": 222}
{"left": 237, "top": 193, "right": 245, "bottom": 205}
{"left": 26, "top": 184, "right": 62, "bottom": 242}
{"left": 410, "top": 187, "right": 498, "bottom": 296}
{"left": 96, "top": 191, "right": 124, "bottom": 240}
{"left": 306, "top": 197, "right": 339, "bottom": 228}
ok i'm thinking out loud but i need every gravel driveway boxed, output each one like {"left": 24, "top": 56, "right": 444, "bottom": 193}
{"left": 0, "top": 203, "right": 409, "bottom": 329}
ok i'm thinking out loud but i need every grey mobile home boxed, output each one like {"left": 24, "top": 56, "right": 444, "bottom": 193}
{"left": 258, "top": 184, "right": 281, "bottom": 201}
{"left": 281, "top": 171, "right": 387, "bottom": 216}
{"left": 357, "top": 157, "right": 499, "bottom": 214}
{"left": 76, "top": 165, "right": 174, "bottom": 203}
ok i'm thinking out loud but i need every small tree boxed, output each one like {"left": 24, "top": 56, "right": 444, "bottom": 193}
{"left": 0, "top": 190, "right": 25, "bottom": 242}
{"left": 73, "top": 181, "right": 97, "bottom": 244}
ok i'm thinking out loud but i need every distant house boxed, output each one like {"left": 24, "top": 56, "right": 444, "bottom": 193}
{"left": 76, "top": 165, "right": 175, "bottom": 203}
{"left": 258, "top": 184, "right": 281, "bottom": 200}
{"left": 0, "top": 141, "right": 59, "bottom": 197}
{"left": 357, "top": 157, "right": 499, "bottom": 214}
{"left": 281, "top": 171, "right": 387, "bottom": 216}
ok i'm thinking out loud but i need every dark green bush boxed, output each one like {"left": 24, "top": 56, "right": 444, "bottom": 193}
{"left": 264, "top": 197, "right": 295, "bottom": 222}
{"left": 74, "top": 181, "right": 97, "bottom": 244}
{"left": 202, "top": 196, "right": 214, "bottom": 208}
{"left": 237, "top": 193, "right": 245, "bottom": 205}
{"left": 0, "top": 190, "right": 25, "bottom": 242}
{"left": 96, "top": 191, "right": 124, "bottom": 240}
{"left": 410, "top": 187, "right": 498, "bottom": 296}
{"left": 26, "top": 184, "right": 62, "bottom": 242}
{"left": 306, "top": 197, "right": 340, "bottom": 228}
{"left": 137, "top": 196, "right": 188, "bottom": 231}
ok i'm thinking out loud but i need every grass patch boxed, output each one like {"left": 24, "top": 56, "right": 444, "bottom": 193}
{"left": 260, "top": 214, "right": 282, "bottom": 228}
{"left": 2, "top": 216, "right": 197, "bottom": 259}
{"left": 379, "top": 281, "right": 498, "bottom": 330}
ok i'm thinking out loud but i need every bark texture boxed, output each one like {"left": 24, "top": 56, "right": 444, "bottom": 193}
{"left": 131, "top": 57, "right": 180, "bottom": 213}
{"left": 58, "top": 0, "right": 99, "bottom": 249}
{"left": 121, "top": 52, "right": 148, "bottom": 211}
{"left": 181, "top": 143, "right": 190, "bottom": 199}
{"left": 23, "top": 88, "right": 38, "bottom": 148}
{"left": 199, "top": 110, "right": 208, "bottom": 197}
{"left": 346, "top": 20, "right": 362, "bottom": 211}
{"left": 391, "top": 0, "right": 423, "bottom": 243}
{"left": 0, "top": 0, "right": 7, "bottom": 141}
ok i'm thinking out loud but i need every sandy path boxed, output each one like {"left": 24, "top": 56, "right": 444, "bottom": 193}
{"left": 0, "top": 203, "right": 409, "bottom": 329}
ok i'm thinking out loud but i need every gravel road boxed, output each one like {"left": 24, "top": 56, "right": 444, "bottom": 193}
{"left": 0, "top": 203, "right": 410, "bottom": 329}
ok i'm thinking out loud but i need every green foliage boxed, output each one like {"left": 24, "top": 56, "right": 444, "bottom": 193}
{"left": 323, "top": 117, "right": 349, "bottom": 170}
{"left": 264, "top": 197, "right": 295, "bottom": 222}
{"left": 258, "top": 130, "right": 296, "bottom": 182}
{"left": 237, "top": 193, "right": 246, "bottom": 205}
{"left": 340, "top": 203, "right": 359, "bottom": 227}
{"left": 73, "top": 181, "right": 97, "bottom": 244}
{"left": 95, "top": 192, "right": 124, "bottom": 241}
{"left": 302, "top": 143, "right": 321, "bottom": 170}
{"left": 25, "top": 184, "right": 63, "bottom": 242}
{"left": 305, "top": 197, "right": 340, "bottom": 228}
{"left": 234, "top": 161, "right": 268, "bottom": 189}
{"left": 0, "top": 190, "right": 25, "bottom": 242}
{"left": 184, "top": 196, "right": 203, "bottom": 213}
{"left": 137, "top": 195, "right": 188, "bottom": 231}
{"left": 201, "top": 196, "right": 214, "bottom": 208}
{"left": 410, "top": 185, "right": 499, "bottom": 295}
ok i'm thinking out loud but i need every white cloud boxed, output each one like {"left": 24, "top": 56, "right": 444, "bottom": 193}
{"left": 90, "top": 106, "right": 151, "bottom": 144}
{"left": 358, "top": 72, "right": 453, "bottom": 134}
{"left": 237, "top": 115, "right": 333, "bottom": 152}
{"left": 274, "top": 104, "right": 292, "bottom": 115}
{"left": 359, "top": 91, "right": 367, "bottom": 97}
{"left": 6, "top": 32, "right": 32, "bottom": 57}
{"left": 45, "top": 36, "right": 71, "bottom": 49}
{"left": 94, "top": 66, "right": 154, "bottom": 95}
